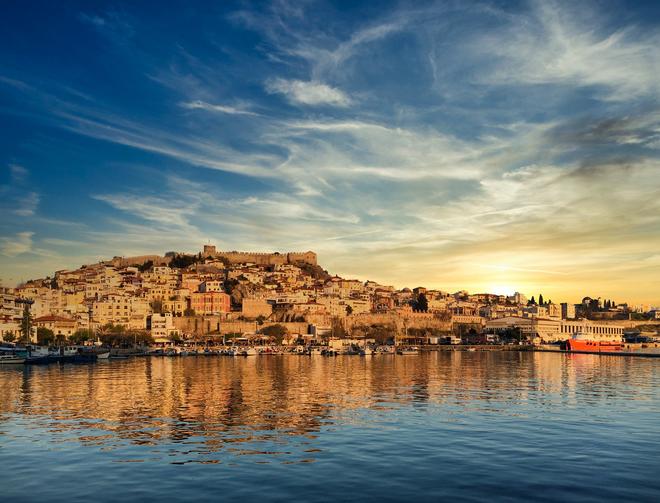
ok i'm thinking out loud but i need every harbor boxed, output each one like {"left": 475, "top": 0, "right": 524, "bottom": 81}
{"left": 3, "top": 339, "right": 660, "bottom": 366}
{"left": 1, "top": 350, "right": 659, "bottom": 502}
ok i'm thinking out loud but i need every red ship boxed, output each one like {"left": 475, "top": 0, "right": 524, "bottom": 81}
{"left": 565, "top": 332, "right": 624, "bottom": 352}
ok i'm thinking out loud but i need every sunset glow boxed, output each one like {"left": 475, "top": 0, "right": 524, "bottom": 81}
{"left": 1, "top": 1, "right": 659, "bottom": 306}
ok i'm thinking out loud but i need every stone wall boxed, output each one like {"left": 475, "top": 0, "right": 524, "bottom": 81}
{"left": 345, "top": 312, "right": 452, "bottom": 332}
{"left": 106, "top": 255, "right": 172, "bottom": 268}
{"left": 205, "top": 248, "right": 317, "bottom": 266}
{"left": 173, "top": 316, "right": 309, "bottom": 336}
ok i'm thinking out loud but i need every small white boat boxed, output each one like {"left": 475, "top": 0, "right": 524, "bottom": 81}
{"left": 362, "top": 347, "right": 374, "bottom": 356}
{"left": 396, "top": 347, "right": 419, "bottom": 355}
{"left": 96, "top": 351, "right": 111, "bottom": 359}
{"left": 0, "top": 354, "right": 26, "bottom": 364}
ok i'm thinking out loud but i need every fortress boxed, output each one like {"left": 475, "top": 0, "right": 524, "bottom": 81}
{"left": 202, "top": 245, "right": 317, "bottom": 267}
{"left": 102, "top": 245, "right": 317, "bottom": 269}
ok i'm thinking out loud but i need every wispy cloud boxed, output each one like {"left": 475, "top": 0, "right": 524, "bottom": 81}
{"left": 180, "top": 100, "right": 260, "bottom": 116}
{"left": 0, "top": 164, "right": 40, "bottom": 217}
{"left": 78, "top": 10, "right": 135, "bottom": 44}
{"left": 2, "top": 1, "right": 660, "bottom": 303}
{"left": 265, "top": 78, "right": 351, "bottom": 107}
{"left": 0, "top": 232, "right": 34, "bottom": 257}
{"left": 473, "top": 1, "right": 660, "bottom": 101}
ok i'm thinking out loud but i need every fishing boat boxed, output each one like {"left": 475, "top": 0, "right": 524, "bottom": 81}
{"left": 565, "top": 332, "right": 624, "bottom": 352}
{"left": 70, "top": 347, "right": 99, "bottom": 363}
{"left": 396, "top": 346, "right": 419, "bottom": 355}
{"left": 48, "top": 346, "right": 78, "bottom": 362}
{"left": 25, "top": 345, "right": 51, "bottom": 364}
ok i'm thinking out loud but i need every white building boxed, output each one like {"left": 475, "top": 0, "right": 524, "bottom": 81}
{"left": 148, "top": 313, "right": 180, "bottom": 343}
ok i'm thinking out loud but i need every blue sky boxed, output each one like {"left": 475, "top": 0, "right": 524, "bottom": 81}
{"left": 1, "top": 0, "right": 659, "bottom": 304}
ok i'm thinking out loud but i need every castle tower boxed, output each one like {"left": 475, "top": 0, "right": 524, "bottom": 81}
{"left": 203, "top": 244, "right": 217, "bottom": 257}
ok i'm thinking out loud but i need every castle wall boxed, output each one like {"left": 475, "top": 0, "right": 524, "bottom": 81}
{"left": 287, "top": 252, "right": 318, "bottom": 265}
{"left": 206, "top": 248, "right": 317, "bottom": 266}
{"left": 107, "top": 255, "right": 172, "bottom": 268}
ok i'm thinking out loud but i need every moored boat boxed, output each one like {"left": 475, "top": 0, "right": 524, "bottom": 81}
{"left": 25, "top": 345, "right": 51, "bottom": 364}
{"left": 565, "top": 332, "right": 624, "bottom": 352}
{"left": 0, "top": 354, "right": 26, "bottom": 364}
{"left": 396, "top": 346, "right": 419, "bottom": 355}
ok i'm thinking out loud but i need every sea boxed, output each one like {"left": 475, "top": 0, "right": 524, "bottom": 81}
{"left": 1, "top": 351, "right": 659, "bottom": 502}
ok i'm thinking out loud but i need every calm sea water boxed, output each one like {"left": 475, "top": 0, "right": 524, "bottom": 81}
{"left": 1, "top": 352, "right": 659, "bottom": 502}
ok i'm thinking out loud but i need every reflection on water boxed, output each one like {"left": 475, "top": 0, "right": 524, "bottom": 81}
{"left": 1, "top": 353, "right": 659, "bottom": 502}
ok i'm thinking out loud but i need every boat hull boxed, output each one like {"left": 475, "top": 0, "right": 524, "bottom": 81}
{"left": 566, "top": 339, "right": 624, "bottom": 352}
{"left": 0, "top": 356, "right": 26, "bottom": 364}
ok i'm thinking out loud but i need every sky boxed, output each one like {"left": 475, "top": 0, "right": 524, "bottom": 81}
{"left": 1, "top": 0, "right": 659, "bottom": 306}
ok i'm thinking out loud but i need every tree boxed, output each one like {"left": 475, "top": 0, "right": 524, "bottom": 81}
{"left": 100, "top": 329, "right": 153, "bottom": 347}
{"left": 345, "top": 305, "right": 353, "bottom": 316}
{"left": 538, "top": 294, "right": 544, "bottom": 306}
{"left": 259, "top": 324, "right": 288, "bottom": 344}
{"left": 369, "top": 324, "right": 395, "bottom": 345}
{"left": 150, "top": 300, "right": 163, "bottom": 314}
{"left": 183, "top": 308, "right": 195, "bottom": 317}
{"left": 3, "top": 331, "right": 16, "bottom": 343}
{"left": 169, "top": 254, "right": 199, "bottom": 269}
{"left": 502, "top": 327, "right": 524, "bottom": 343}
{"left": 415, "top": 293, "right": 429, "bottom": 312}
{"left": 223, "top": 278, "right": 239, "bottom": 295}
{"left": 37, "top": 327, "right": 55, "bottom": 346}
{"left": 528, "top": 296, "right": 536, "bottom": 305}
{"left": 331, "top": 317, "right": 347, "bottom": 338}
{"left": 256, "top": 315, "right": 266, "bottom": 325}
{"left": 138, "top": 260, "right": 153, "bottom": 272}
{"left": 20, "top": 304, "right": 33, "bottom": 343}
{"left": 70, "top": 329, "right": 93, "bottom": 344}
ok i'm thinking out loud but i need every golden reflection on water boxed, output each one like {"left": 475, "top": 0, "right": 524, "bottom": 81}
{"left": 0, "top": 352, "right": 657, "bottom": 461}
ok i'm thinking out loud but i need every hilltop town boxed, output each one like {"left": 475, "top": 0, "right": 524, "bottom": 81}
{"left": 1, "top": 244, "right": 658, "bottom": 346}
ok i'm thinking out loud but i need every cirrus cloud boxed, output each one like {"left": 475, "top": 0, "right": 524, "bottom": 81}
{"left": 265, "top": 78, "right": 351, "bottom": 107}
